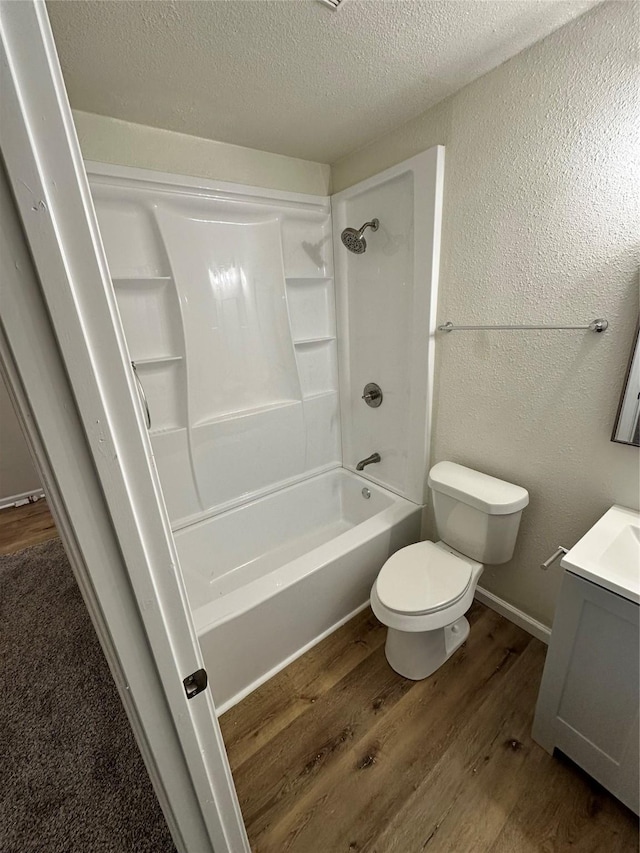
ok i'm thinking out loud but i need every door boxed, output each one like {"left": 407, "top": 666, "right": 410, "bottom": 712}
{"left": 0, "top": 2, "right": 249, "bottom": 850}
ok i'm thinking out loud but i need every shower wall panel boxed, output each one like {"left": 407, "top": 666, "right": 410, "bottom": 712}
{"left": 332, "top": 147, "right": 445, "bottom": 505}
{"left": 87, "top": 163, "right": 340, "bottom": 526}
{"left": 156, "top": 211, "right": 301, "bottom": 423}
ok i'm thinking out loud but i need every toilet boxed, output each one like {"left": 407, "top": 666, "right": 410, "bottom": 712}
{"left": 371, "top": 461, "right": 529, "bottom": 680}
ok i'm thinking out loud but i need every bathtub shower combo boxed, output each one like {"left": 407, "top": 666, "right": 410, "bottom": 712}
{"left": 88, "top": 148, "right": 445, "bottom": 711}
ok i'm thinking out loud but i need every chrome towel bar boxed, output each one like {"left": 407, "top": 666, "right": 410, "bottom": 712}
{"left": 438, "top": 319, "right": 608, "bottom": 333}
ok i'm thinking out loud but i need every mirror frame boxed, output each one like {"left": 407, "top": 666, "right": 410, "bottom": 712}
{"left": 611, "top": 320, "right": 640, "bottom": 447}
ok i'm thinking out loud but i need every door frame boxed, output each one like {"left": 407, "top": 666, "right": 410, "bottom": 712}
{"left": 0, "top": 2, "right": 249, "bottom": 850}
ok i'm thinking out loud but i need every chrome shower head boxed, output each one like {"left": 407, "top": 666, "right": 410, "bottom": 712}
{"left": 340, "top": 218, "right": 379, "bottom": 254}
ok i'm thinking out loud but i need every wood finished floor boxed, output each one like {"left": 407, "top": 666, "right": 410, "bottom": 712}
{"left": 220, "top": 604, "right": 639, "bottom": 853}
{"left": 4, "top": 501, "right": 638, "bottom": 849}
{"left": 0, "top": 499, "right": 57, "bottom": 554}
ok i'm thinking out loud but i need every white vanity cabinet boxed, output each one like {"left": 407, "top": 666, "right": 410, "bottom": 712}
{"left": 533, "top": 569, "right": 639, "bottom": 814}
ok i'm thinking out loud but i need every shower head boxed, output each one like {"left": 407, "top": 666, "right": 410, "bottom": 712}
{"left": 340, "top": 219, "right": 379, "bottom": 254}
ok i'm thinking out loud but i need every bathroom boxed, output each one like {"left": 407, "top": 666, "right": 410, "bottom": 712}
{"left": 0, "top": 1, "right": 638, "bottom": 851}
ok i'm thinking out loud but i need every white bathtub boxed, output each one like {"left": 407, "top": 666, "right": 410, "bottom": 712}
{"left": 174, "top": 468, "right": 421, "bottom": 712}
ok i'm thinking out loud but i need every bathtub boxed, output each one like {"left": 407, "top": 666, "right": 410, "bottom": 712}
{"left": 174, "top": 468, "right": 421, "bottom": 712}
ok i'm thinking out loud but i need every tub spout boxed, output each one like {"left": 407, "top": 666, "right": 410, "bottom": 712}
{"left": 356, "top": 452, "right": 381, "bottom": 471}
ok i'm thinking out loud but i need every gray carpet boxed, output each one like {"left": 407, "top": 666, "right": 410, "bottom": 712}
{"left": 0, "top": 538, "right": 176, "bottom": 853}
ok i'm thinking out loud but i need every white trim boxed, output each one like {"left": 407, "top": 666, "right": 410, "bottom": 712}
{"left": 85, "top": 159, "right": 330, "bottom": 210}
{"left": 0, "top": 488, "right": 45, "bottom": 511}
{"left": 475, "top": 585, "right": 551, "bottom": 644}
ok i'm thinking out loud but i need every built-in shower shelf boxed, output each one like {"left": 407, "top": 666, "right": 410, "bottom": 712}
{"left": 294, "top": 336, "right": 336, "bottom": 346}
{"left": 295, "top": 335, "right": 338, "bottom": 398}
{"left": 112, "top": 275, "right": 173, "bottom": 286}
{"left": 91, "top": 164, "right": 339, "bottom": 523}
{"left": 134, "top": 355, "right": 183, "bottom": 366}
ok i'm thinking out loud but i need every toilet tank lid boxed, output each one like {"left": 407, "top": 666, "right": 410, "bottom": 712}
{"left": 428, "top": 462, "right": 529, "bottom": 515}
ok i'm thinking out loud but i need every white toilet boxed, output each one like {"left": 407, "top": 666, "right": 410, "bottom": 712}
{"left": 371, "top": 461, "right": 529, "bottom": 680}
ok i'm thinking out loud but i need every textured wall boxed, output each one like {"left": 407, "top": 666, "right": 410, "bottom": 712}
{"left": 72, "top": 111, "right": 331, "bottom": 196}
{"left": 333, "top": 2, "right": 640, "bottom": 627}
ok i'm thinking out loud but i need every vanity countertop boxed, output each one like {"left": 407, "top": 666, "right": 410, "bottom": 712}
{"left": 561, "top": 505, "right": 640, "bottom": 604}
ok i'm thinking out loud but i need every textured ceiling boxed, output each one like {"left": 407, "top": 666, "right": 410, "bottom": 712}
{"left": 47, "top": 0, "right": 598, "bottom": 164}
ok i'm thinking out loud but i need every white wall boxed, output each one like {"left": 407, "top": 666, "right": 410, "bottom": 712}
{"left": 333, "top": 1, "right": 640, "bottom": 627}
{"left": 72, "top": 110, "right": 331, "bottom": 196}
{"left": 0, "top": 374, "right": 40, "bottom": 505}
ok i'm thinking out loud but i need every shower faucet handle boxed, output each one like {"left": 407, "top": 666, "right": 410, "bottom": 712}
{"left": 362, "top": 382, "right": 383, "bottom": 408}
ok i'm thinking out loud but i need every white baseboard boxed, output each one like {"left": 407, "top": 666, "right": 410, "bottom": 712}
{"left": 0, "top": 488, "right": 45, "bottom": 511}
{"left": 475, "top": 585, "right": 551, "bottom": 645}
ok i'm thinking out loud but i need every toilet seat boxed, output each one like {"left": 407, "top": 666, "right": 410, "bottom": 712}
{"left": 375, "top": 541, "right": 474, "bottom": 616}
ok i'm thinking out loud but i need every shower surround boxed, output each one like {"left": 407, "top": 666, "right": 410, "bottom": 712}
{"left": 87, "top": 148, "right": 444, "bottom": 710}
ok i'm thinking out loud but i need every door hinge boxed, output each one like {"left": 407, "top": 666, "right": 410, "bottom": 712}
{"left": 183, "top": 668, "right": 208, "bottom": 699}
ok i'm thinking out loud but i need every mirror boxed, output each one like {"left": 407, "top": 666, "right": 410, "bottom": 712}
{"left": 612, "top": 322, "right": 640, "bottom": 446}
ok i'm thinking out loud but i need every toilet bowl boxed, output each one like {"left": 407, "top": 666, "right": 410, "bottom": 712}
{"left": 371, "top": 540, "right": 483, "bottom": 679}
{"left": 371, "top": 462, "right": 528, "bottom": 680}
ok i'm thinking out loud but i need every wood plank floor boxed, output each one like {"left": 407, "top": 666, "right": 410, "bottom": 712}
{"left": 0, "top": 499, "right": 57, "bottom": 554}
{"left": 5, "top": 500, "right": 638, "bottom": 849}
{"left": 220, "top": 604, "right": 639, "bottom": 853}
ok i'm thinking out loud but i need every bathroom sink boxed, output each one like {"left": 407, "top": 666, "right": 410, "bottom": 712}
{"left": 561, "top": 505, "right": 640, "bottom": 604}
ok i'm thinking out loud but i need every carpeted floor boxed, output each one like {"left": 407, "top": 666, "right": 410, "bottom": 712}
{"left": 0, "top": 538, "right": 176, "bottom": 853}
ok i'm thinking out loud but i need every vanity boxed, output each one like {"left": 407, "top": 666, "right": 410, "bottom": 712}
{"left": 533, "top": 505, "right": 639, "bottom": 814}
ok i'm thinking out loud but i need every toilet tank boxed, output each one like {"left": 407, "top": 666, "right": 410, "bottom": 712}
{"left": 428, "top": 462, "right": 529, "bottom": 564}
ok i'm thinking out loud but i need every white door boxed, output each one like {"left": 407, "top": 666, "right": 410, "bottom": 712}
{"left": 0, "top": 2, "right": 249, "bottom": 850}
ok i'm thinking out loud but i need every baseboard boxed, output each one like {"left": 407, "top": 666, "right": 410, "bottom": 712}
{"left": 0, "top": 488, "right": 45, "bottom": 511}
{"left": 475, "top": 585, "right": 551, "bottom": 645}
